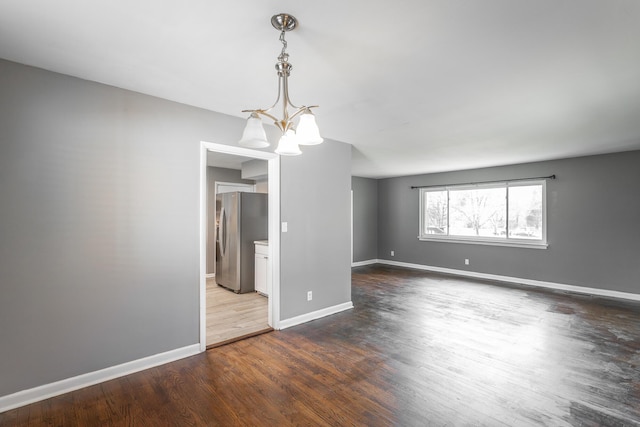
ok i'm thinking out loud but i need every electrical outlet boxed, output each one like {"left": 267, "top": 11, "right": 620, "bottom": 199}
{"left": 282, "top": 222, "right": 288, "bottom": 233}
{"left": 391, "top": 250, "right": 395, "bottom": 256}
{"left": 465, "top": 258, "right": 469, "bottom": 265}
{"left": 307, "top": 291, "right": 312, "bottom": 301}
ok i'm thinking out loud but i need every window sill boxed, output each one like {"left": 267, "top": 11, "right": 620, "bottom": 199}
{"left": 418, "top": 236, "right": 548, "bottom": 249}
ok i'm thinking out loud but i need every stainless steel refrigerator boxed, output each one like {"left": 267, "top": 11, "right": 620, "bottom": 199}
{"left": 215, "top": 192, "right": 268, "bottom": 293}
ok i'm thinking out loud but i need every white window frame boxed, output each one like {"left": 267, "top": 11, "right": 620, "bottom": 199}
{"left": 418, "top": 179, "right": 548, "bottom": 249}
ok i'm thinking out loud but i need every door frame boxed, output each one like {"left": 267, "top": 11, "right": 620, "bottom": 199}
{"left": 199, "top": 141, "right": 281, "bottom": 351}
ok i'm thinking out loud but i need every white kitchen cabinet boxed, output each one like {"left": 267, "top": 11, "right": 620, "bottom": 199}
{"left": 254, "top": 241, "right": 269, "bottom": 296}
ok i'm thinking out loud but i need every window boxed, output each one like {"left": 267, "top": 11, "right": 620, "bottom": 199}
{"left": 419, "top": 180, "right": 547, "bottom": 248}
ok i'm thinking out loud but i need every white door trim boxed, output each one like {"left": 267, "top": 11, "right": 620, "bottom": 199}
{"left": 199, "top": 141, "right": 281, "bottom": 352}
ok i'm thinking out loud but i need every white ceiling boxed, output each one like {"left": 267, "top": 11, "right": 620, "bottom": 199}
{"left": 2, "top": 0, "right": 640, "bottom": 178}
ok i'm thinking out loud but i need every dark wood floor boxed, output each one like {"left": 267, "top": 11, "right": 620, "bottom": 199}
{"left": 2, "top": 264, "right": 640, "bottom": 426}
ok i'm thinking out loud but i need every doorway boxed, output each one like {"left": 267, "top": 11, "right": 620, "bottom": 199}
{"left": 199, "top": 141, "right": 280, "bottom": 351}
{"left": 208, "top": 180, "right": 264, "bottom": 346}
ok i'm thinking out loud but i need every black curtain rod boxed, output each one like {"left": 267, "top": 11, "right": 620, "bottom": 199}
{"left": 410, "top": 174, "right": 556, "bottom": 190}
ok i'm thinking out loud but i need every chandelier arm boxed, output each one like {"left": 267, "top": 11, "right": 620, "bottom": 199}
{"left": 241, "top": 76, "right": 284, "bottom": 118}
{"left": 281, "top": 73, "right": 299, "bottom": 114}
{"left": 281, "top": 75, "right": 292, "bottom": 122}
{"left": 289, "top": 105, "right": 319, "bottom": 121}
{"left": 242, "top": 104, "right": 318, "bottom": 127}
{"left": 248, "top": 75, "right": 291, "bottom": 116}
{"left": 247, "top": 110, "right": 280, "bottom": 125}
{"left": 263, "top": 75, "right": 283, "bottom": 112}
{"left": 241, "top": 110, "right": 289, "bottom": 133}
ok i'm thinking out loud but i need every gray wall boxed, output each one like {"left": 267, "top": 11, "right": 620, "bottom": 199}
{"left": 280, "top": 142, "right": 352, "bottom": 319}
{"left": 241, "top": 159, "right": 268, "bottom": 180}
{"left": 378, "top": 151, "right": 640, "bottom": 294}
{"left": 0, "top": 59, "right": 352, "bottom": 397}
{"left": 205, "top": 167, "right": 254, "bottom": 274}
{"left": 351, "top": 176, "right": 378, "bottom": 262}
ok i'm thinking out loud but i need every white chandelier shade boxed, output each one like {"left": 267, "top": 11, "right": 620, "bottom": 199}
{"left": 274, "top": 129, "right": 302, "bottom": 156}
{"left": 295, "top": 110, "right": 323, "bottom": 146}
{"left": 238, "top": 113, "right": 270, "bottom": 148}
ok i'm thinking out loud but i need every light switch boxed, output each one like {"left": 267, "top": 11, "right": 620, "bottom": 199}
{"left": 282, "top": 222, "right": 288, "bottom": 233}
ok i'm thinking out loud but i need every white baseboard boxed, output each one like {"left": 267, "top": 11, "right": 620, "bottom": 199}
{"left": 206, "top": 273, "right": 215, "bottom": 279}
{"left": 377, "top": 259, "right": 640, "bottom": 302}
{"left": 0, "top": 344, "right": 201, "bottom": 413}
{"left": 351, "top": 259, "right": 380, "bottom": 267}
{"left": 278, "top": 301, "right": 354, "bottom": 330}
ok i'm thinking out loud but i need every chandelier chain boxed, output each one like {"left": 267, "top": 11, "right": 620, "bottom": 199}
{"left": 278, "top": 30, "right": 289, "bottom": 63}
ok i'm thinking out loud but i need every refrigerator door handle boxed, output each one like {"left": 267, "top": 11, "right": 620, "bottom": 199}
{"left": 220, "top": 207, "right": 226, "bottom": 256}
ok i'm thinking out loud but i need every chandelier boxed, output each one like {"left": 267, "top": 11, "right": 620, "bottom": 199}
{"left": 238, "top": 13, "right": 323, "bottom": 156}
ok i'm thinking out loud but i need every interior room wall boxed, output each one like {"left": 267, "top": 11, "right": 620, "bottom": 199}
{"left": 377, "top": 151, "right": 640, "bottom": 295}
{"left": 241, "top": 159, "right": 269, "bottom": 194}
{"left": 351, "top": 176, "right": 378, "bottom": 263}
{"left": 241, "top": 159, "right": 268, "bottom": 180}
{"left": 280, "top": 141, "right": 352, "bottom": 320}
{"left": 205, "top": 166, "right": 255, "bottom": 275}
{"left": 0, "top": 58, "right": 352, "bottom": 399}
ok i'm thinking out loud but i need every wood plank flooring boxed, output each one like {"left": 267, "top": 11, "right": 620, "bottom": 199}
{"left": 2, "top": 264, "right": 640, "bottom": 426}
{"left": 206, "top": 278, "right": 270, "bottom": 347}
